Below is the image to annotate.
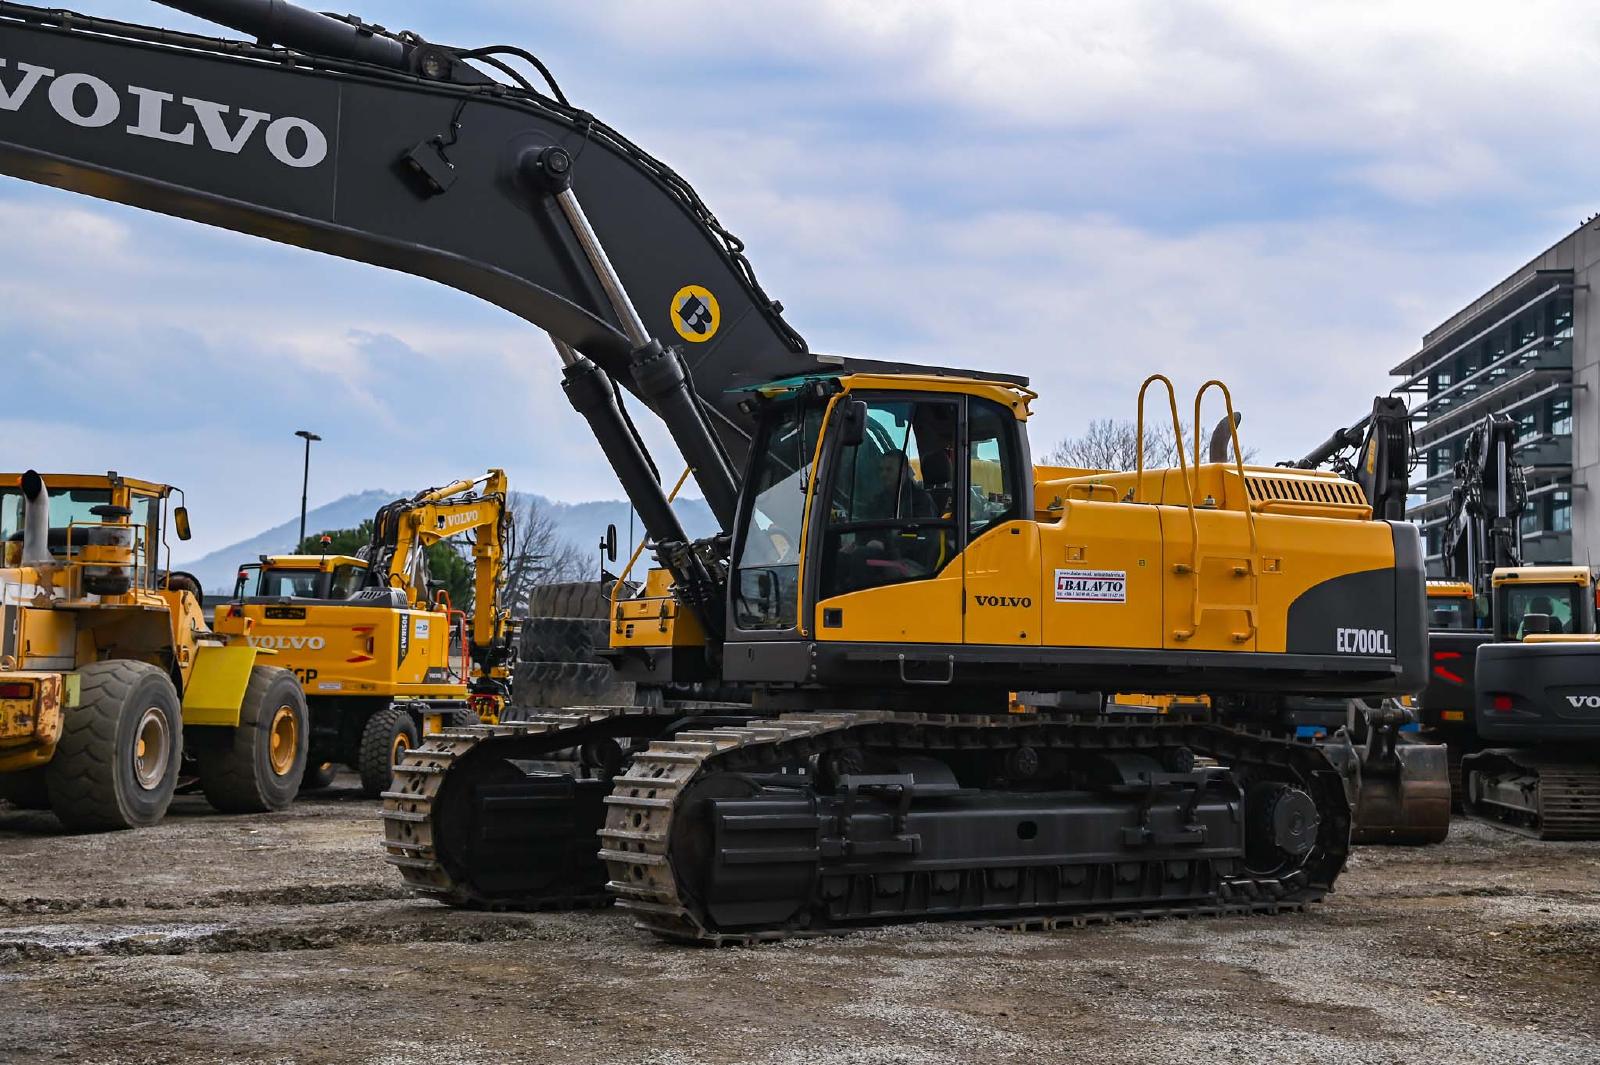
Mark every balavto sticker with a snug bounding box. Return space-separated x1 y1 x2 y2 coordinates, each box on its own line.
1055 568 1126 603
671 284 721 343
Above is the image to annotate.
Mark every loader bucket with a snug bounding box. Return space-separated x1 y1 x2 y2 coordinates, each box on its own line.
1349 741 1452 846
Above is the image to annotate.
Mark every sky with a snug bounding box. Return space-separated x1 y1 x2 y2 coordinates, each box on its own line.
3 1 1597 558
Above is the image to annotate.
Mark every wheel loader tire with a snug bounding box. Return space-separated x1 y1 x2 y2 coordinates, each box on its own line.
196 667 308 814
520 616 608 663
299 761 338 792
0 767 52 810
527 581 612 620
358 705 418 797
46 660 182 831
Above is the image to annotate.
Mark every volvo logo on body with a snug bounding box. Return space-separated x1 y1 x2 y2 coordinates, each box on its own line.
249 634 326 651
1567 695 1600 709
973 595 1032 608
0 57 328 168
1335 627 1392 654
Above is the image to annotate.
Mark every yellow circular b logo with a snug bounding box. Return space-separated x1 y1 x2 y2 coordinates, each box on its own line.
670 285 720 343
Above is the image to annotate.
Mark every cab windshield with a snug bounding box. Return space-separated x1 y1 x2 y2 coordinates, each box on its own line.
1498 583 1583 639
1426 596 1476 631
733 401 822 630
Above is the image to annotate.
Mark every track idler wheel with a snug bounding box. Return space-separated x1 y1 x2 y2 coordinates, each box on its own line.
1245 782 1320 874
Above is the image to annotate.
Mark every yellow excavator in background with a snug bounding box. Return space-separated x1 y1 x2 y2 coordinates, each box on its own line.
0 471 309 829
213 471 516 795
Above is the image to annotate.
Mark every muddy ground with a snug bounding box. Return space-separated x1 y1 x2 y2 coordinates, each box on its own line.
1 777 1597 1065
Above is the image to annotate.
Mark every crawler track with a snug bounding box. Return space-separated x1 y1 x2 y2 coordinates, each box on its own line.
1462 750 1600 840
600 712 1351 945
381 707 680 909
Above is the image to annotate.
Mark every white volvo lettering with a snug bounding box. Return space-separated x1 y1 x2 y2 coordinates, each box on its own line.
47 71 119 128
264 115 327 168
1566 695 1600 710
1335 627 1392 655
248 635 326 651
0 60 53 111
126 86 195 144
183 97 270 154
0 56 327 169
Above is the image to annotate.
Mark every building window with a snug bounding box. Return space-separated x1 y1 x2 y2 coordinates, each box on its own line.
1553 490 1572 533
1552 396 1572 436
1521 507 1541 536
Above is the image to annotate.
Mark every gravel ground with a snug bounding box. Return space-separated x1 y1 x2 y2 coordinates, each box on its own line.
1 775 1597 1065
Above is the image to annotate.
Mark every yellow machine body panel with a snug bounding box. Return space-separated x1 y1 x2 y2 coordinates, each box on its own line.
180 643 262 726
214 600 463 698
0 672 66 772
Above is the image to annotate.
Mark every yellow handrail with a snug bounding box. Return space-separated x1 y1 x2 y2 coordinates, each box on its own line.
609 467 695 612
1190 379 1260 642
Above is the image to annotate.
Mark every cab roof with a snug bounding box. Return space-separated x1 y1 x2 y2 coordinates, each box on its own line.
0 472 171 495
1426 580 1475 598
1492 565 1592 586
258 554 368 570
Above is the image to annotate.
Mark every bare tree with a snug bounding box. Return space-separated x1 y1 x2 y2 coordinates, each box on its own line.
1045 417 1255 472
503 496 588 615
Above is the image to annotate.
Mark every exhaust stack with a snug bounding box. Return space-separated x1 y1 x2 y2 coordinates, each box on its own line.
20 470 51 567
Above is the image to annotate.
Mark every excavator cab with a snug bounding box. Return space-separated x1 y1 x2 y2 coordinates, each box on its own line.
1491 567 1595 640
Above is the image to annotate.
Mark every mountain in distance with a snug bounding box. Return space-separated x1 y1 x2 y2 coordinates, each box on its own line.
176 489 718 594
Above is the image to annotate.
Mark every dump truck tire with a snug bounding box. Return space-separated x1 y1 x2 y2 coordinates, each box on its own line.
358 704 418 797
196 667 308 814
299 761 338 792
46 660 182 831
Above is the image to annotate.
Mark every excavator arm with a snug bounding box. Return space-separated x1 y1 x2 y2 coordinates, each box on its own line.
1289 396 1414 521
366 469 511 681
0 0 1019 644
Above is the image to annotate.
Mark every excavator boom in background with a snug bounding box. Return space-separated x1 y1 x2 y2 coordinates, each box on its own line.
2 1 1433 942
213 470 517 794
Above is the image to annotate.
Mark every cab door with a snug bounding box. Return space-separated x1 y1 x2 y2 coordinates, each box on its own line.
811 393 963 644
962 396 1041 645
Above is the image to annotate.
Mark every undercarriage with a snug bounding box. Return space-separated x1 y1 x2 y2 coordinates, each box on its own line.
383 707 1350 943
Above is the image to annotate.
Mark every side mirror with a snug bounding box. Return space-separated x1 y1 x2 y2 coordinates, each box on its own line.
604 523 618 563
173 506 192 541
837 399 867 448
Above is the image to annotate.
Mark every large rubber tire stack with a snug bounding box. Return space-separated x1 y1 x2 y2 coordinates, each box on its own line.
511 580 631 716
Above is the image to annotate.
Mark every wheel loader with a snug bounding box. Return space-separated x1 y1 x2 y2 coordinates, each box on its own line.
0 470 309 830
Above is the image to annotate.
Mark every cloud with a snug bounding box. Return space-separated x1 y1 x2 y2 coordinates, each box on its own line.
0 0 1589 560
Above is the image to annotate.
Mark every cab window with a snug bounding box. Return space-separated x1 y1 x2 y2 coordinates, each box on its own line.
967 398 1022 540
330 564 366 599
1499 584 1580 638
258 568 323 599
819 397 959 599
1426 597 1475 631
733 401 822 630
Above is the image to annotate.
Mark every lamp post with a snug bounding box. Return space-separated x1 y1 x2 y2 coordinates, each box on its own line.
295 429 321 550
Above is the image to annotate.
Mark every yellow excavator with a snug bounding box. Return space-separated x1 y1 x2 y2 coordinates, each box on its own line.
0 471 309 829
1 2 1430 942
213 471 516 795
